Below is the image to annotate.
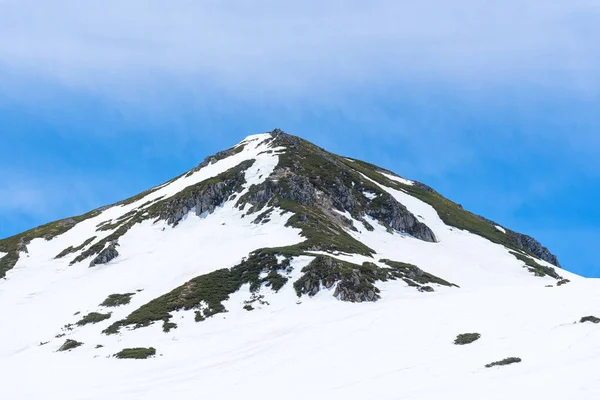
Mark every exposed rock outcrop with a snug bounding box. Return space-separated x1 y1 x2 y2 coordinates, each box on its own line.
157 160 253 226
238 133 436 243
507 231 561 267
333 269 380 302
476 215 560 267
90 242 119 267
294 256 381 303
293 256 455 303
192 144 246 173
58 339 83 352
293 256 343 297
365 193 436 241
160 181 232 225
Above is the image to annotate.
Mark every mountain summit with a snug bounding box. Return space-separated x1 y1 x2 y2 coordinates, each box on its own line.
1 130 593 400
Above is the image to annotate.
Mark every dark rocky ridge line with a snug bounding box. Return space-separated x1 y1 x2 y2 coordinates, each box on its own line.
0 156 200 277
1 128 561 282
477 215 560 267
9 128 565 341
337 154 561 268
509 251 562 280
238 130 437 243
0 211 103 279
508 232 560 268
65 128 433 267
187 142 247 176
0 141 252 276
67 160 255 266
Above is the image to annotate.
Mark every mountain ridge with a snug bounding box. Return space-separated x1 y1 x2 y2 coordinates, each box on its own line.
4 129 596 400
0 129 560 277
0 129 560 281
0 128 569 338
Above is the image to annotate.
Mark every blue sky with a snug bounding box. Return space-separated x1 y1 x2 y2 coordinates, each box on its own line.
1 1 599 276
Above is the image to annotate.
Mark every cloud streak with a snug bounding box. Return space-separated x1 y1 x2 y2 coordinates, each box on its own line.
0 0 599 95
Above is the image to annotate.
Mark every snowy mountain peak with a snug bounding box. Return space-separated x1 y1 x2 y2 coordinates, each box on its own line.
1 129 588 400
0 128 566 299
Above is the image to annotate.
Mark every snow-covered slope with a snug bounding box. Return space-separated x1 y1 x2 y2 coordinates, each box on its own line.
0 129 597 400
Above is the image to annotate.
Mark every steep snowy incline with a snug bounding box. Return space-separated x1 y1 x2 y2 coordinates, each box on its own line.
0 133 280 279
344 172 581 288
0 132 304 358
2 274 600 400
12 133 279 264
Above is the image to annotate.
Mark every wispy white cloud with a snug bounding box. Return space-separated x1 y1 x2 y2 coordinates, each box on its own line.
0 0 598 95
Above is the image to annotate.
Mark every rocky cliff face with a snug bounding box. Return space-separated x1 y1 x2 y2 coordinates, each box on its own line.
477 215 560 267
239 131 437 243
292 256 383 302
89 242 120 267
507 231 560 267
157 161 252 226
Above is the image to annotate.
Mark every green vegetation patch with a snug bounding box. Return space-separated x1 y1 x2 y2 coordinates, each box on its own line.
277 200 375 256
237 131 434 253
341 157 514 243
162 320 178 333
114 347 156 359
237 190 375 257
0 209 102 279
485 357 522 368
454 333 481 345
71 226 131 265
293 255 382 302
58 339 83 352
379 259 457 288
55 236 97 259
104 250 293 334
194 311 205 322
103 269 238 334
96 219 128 232
293 255 456 301
76 312 112 326
100 293 135 307
509 251 561 279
